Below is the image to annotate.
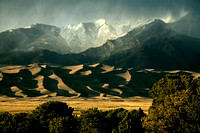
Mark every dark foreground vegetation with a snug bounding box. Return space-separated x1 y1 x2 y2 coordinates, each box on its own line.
0 74 200 133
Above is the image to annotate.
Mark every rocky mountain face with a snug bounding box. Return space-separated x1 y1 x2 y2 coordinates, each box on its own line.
0 19 125 54
82 19 200 70
0 23 71 54
0 19 200 70
60 19 119 53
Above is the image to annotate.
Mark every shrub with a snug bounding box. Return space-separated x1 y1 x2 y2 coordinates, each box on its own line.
49 116 79 133
118 108 146 133
0 112 13 133
79 108 106 133
32 101 74 132
105 108 128 132
143 75 200 132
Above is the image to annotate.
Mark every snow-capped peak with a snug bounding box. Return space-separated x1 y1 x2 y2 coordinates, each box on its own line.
59 19 134 53
67 23 83 30
95 19 106 27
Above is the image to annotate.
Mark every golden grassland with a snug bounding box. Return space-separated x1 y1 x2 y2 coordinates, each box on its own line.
0 98 152 115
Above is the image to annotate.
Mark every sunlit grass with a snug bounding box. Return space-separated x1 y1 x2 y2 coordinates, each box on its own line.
0 99 152 115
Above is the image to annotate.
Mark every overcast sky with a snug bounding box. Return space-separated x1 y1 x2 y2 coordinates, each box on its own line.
0 0 199 32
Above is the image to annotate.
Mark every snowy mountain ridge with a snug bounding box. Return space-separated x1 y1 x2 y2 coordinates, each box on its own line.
0 19 141 55
59 19 123 53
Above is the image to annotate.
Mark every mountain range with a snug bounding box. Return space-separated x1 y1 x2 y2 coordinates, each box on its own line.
1 19 200 71
0 19 124 54
1 18 200 99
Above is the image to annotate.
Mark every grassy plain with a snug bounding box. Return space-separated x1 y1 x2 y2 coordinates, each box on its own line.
0 98 152 115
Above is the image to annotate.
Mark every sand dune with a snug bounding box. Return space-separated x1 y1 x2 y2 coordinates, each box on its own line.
49 73 80 96
112 88 122 95
1 63 199 101
34 76 51 94
116 68 122 70
164 70 181 73
116 71 131 82
128 68 134 70
89 63 100 67
101 64 114 73
28 65 41 75
86 86 101 94
102 83 109 88
40 65 47 68
11 86 27 98
86 86 109 99
145 69 154 72
0 73 2 81
0 65 25 73
183 70 200 79
63 64 83 74
118 85 125 87
80 70 92 75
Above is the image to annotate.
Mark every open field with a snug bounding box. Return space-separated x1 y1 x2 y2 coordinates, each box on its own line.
0 98 152 115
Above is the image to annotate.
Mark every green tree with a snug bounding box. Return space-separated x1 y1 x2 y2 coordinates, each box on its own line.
32 101 74 132
143 74 200 132
49 116 79 133
105 108 128 132
118 108 146 133
0 112 13 133
79 108 106 133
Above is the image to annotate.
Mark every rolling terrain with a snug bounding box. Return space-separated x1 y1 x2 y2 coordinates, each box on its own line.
1 63 200 100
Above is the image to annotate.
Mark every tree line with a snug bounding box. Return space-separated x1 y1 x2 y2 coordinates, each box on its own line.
0 74 200 133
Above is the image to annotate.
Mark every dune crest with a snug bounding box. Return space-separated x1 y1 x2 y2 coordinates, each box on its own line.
101 65 114 73
63 64 83 74
116 71 131 82
80 70 92 75
11 86 27 98
112 88 122 95
28 64 41 75
49 73 80 96
102 84 109 88
34 75 51 94
0 73 2 81
0 65 25 73
89 63 100 67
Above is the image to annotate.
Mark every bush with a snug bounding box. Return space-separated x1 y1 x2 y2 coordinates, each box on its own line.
79 108 106 133
0 101 146 133
0 112 13 133
105 108 128 132
118 108 146 133
32 101 75 132
143 75 200 132
49 116 79 133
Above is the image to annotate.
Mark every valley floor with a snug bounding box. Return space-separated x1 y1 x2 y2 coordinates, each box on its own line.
0 97 152 115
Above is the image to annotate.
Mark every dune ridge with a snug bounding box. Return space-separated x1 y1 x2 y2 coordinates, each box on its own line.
0 64 199 100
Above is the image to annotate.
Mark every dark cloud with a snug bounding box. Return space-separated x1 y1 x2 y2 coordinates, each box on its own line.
0 0 199 32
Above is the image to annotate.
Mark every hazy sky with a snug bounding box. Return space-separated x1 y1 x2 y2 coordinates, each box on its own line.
0 0 199 32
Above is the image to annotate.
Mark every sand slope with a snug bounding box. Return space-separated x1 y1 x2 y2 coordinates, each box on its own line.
0 64 199 100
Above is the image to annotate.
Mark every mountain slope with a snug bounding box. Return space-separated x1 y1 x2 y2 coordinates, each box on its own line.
82 19 200 70
60 19 118 53
0 24 71 54
0 19 124 55
1 19 200 70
